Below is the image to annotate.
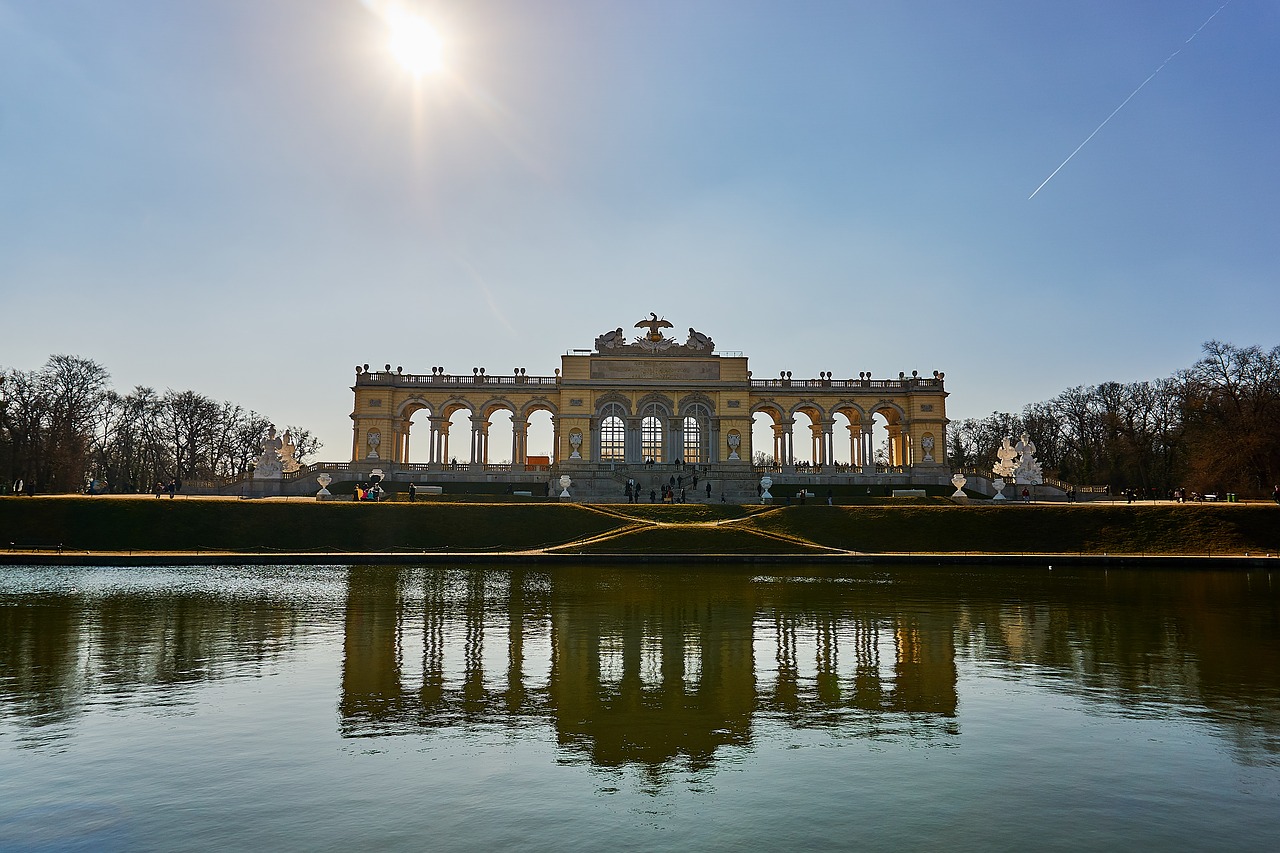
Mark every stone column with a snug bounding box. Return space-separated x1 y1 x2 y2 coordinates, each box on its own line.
708 417 721 464
625 417 643 464
513 420 529 466
589 417 602 464
668 417 683 464
861 425 875 473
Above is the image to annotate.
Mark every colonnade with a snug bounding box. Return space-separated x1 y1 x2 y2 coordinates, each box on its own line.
765 417 910 469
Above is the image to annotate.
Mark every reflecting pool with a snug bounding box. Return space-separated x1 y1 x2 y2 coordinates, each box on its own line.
2 564 1279 851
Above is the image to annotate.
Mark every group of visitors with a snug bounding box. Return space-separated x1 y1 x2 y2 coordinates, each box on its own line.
354 482 383 501
152 479 178 499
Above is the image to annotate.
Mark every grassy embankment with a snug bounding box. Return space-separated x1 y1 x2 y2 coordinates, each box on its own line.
2 496 1278 556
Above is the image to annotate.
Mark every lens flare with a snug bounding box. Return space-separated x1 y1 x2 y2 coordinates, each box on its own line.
384 4 444 76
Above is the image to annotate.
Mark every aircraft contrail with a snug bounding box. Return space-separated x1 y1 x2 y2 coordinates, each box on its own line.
1029 2 1231 200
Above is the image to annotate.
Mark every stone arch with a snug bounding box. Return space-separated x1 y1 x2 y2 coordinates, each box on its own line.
868 400 909 467
593 392 632 417
519 398 558 420
831 402 868 468
393 397 436 463
395 396 434 418
677 392 715 417
750 402 786 466
635 392 674 417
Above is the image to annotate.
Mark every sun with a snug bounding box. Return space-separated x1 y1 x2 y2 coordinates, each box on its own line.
385 6 444 76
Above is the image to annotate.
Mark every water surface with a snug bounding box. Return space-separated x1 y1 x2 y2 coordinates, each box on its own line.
2 564 1278 851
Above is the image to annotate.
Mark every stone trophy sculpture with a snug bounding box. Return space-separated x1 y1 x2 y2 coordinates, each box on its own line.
991 436 1018 501
951 473 967 498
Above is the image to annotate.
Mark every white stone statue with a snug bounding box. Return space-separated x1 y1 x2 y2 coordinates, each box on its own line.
280 430 301 473
921 434 935 463
760 475 773 502
568 430 583 459
1013 432 1044 486
366 430 380 459
951 473 967 498
253 425 284 479
316 472 332 496
727 432 741 460
993 436 1018 479
559 474 572 499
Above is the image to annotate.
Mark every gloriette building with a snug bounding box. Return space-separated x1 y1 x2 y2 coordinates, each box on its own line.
340 315 949 500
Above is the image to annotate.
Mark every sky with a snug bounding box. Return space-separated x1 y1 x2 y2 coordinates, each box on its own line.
2 0 1277 463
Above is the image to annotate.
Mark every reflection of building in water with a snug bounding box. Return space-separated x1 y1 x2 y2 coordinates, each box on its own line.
337 567 963 762
547 568 757 768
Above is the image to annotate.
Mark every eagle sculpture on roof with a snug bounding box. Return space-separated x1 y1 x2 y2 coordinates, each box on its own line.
635 312 674 342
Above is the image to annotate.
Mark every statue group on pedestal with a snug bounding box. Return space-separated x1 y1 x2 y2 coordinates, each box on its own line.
253 424 301 480
990 432 1043 500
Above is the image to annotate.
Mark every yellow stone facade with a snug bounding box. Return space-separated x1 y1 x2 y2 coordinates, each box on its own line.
349 319 947 474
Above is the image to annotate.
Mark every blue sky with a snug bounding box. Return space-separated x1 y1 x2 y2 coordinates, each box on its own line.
2 1 1276 461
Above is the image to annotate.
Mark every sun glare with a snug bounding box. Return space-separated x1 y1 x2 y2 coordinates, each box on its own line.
386 5 443 76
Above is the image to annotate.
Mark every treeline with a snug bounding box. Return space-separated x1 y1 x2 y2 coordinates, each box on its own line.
0 355 320 494
948 341 1280 496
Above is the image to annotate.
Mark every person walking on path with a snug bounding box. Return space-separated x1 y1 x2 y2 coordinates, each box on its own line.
409 482 417 502
1273 485 1279 505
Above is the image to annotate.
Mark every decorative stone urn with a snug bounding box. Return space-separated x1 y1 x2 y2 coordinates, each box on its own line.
760 475 773 502
559 474 572 499
950 473 967 498
568 431 582 459
316 473 332 496
992 476 1008 501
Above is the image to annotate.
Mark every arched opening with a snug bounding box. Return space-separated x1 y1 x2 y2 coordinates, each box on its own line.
598 402 627 462
400 401 433 464
682 403 710 464
869 406 906 469
484 406 514 465
791 407 822 469
751 407 784 467
831 409 862 470
445 406 473 466
524 407 555 467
